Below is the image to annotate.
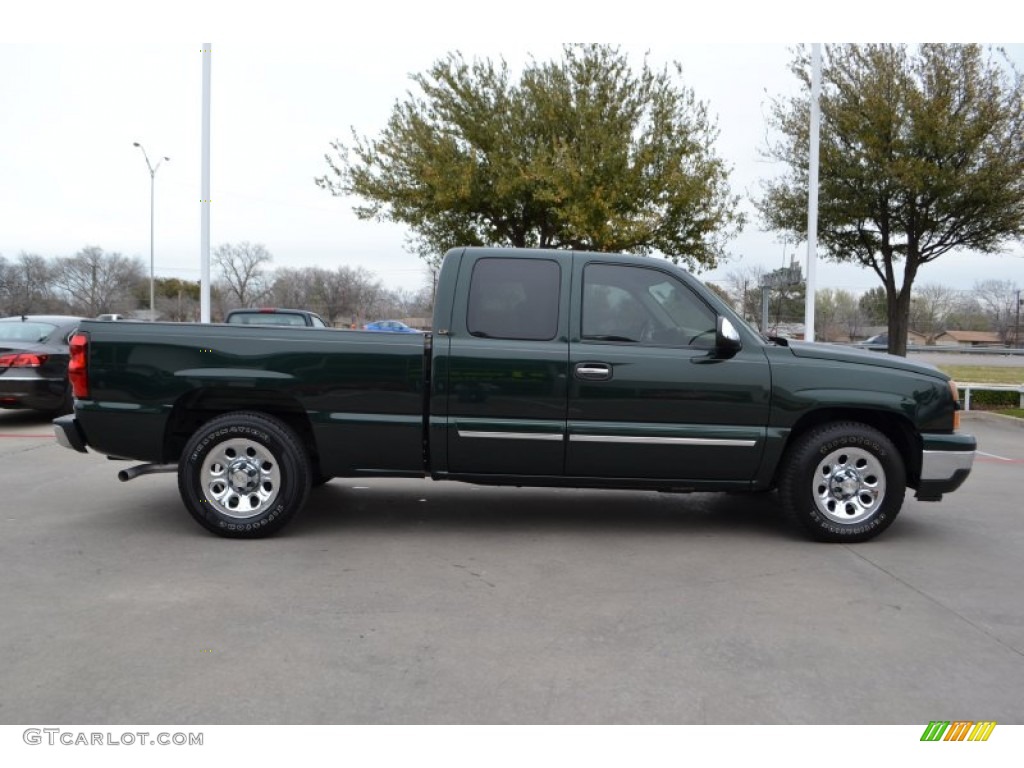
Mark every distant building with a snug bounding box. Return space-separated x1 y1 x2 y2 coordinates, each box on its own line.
933 330 1004 348
829 325 926 345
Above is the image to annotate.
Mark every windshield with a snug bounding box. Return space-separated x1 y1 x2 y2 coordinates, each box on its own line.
0 321 58 343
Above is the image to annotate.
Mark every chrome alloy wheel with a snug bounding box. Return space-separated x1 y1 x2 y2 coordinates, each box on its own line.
200 438 282 519
813 446 887 525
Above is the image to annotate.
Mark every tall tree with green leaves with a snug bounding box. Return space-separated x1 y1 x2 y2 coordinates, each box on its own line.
317 44 743 270
760 44 1024 355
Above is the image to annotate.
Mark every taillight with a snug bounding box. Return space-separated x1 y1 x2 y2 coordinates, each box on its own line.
68 332 89 398
0 352 48 368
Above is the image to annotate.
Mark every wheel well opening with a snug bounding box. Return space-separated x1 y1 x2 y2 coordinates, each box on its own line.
780 409 922 488
163 388 319 468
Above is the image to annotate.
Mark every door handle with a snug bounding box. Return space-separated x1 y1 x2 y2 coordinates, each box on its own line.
575 362 612 381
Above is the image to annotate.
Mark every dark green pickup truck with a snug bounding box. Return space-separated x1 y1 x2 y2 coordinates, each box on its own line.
55 247 975 541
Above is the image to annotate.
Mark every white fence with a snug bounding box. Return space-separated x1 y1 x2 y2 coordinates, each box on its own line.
957 383 1024 411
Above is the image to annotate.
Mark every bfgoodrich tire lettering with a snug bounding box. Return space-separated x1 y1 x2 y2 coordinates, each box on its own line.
778 422 906 543
177 411 311 538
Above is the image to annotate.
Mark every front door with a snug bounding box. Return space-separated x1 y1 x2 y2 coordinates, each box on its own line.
566 260 770 483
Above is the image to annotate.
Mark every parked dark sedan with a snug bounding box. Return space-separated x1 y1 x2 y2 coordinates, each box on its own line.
0 315 86 414
225 308 328 327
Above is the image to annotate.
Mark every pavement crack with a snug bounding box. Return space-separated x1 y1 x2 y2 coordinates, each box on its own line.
697 565 808 587
845 546 1024 659
452 562 496 588
0 442 53 457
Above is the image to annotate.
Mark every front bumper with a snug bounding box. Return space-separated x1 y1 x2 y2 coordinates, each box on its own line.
54 414 88 453
915 432 976 500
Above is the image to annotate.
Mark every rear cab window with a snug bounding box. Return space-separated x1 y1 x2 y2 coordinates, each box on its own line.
466 258 561 341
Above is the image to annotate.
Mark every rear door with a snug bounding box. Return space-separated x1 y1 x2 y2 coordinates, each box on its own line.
566 259 770 482
444 253 571 476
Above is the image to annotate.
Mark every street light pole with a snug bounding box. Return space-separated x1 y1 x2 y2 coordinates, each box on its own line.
133 142 169 319
1015 289 1021 348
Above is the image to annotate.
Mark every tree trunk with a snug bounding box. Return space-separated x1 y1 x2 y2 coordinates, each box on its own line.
886 287 914 357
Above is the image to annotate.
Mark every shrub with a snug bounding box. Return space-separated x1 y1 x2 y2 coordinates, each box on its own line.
958 388 1021 409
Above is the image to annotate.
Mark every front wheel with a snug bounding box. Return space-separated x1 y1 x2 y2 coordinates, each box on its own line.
778 422 906 543
178 411 311 538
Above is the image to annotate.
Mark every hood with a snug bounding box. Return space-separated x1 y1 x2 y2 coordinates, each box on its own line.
784 340 947 380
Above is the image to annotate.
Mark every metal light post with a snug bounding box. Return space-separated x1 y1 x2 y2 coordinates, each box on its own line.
1015 289 1022 348
133 142 169 319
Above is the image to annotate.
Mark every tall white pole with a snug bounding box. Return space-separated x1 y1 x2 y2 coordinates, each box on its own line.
804 43 822 343
200 44 212 323
149 168 155 318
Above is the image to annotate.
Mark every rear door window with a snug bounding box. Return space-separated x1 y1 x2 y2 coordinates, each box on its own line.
466 258 560 341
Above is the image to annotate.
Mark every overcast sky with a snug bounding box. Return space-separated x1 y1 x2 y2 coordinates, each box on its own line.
3 4 1023 298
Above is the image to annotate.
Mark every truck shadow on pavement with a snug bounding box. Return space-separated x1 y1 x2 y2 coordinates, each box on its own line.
293 481 795 540
85 474 939 544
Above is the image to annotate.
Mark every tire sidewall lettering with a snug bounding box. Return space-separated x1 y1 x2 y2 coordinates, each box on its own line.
189 425 273 464
816 435 886 459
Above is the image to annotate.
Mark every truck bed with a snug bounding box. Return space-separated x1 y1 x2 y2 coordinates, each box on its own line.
74 320 430 477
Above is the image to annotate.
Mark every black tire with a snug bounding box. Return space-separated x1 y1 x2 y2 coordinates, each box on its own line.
777 422 906 543
177 411 311 538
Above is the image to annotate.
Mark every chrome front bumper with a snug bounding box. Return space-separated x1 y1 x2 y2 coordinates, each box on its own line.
921 450 976 481
916 432 976 501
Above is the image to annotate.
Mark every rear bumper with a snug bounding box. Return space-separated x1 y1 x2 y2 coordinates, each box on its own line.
54 414 88 453
0 376 66 411
915 432 976 500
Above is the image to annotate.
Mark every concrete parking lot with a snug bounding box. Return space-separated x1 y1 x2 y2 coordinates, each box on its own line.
0 409 1021 724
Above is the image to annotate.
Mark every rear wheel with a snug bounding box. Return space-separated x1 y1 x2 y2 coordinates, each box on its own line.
178 411 311 538
778 422 906 542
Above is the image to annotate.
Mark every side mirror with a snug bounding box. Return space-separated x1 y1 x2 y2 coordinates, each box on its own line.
715 317 742 358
